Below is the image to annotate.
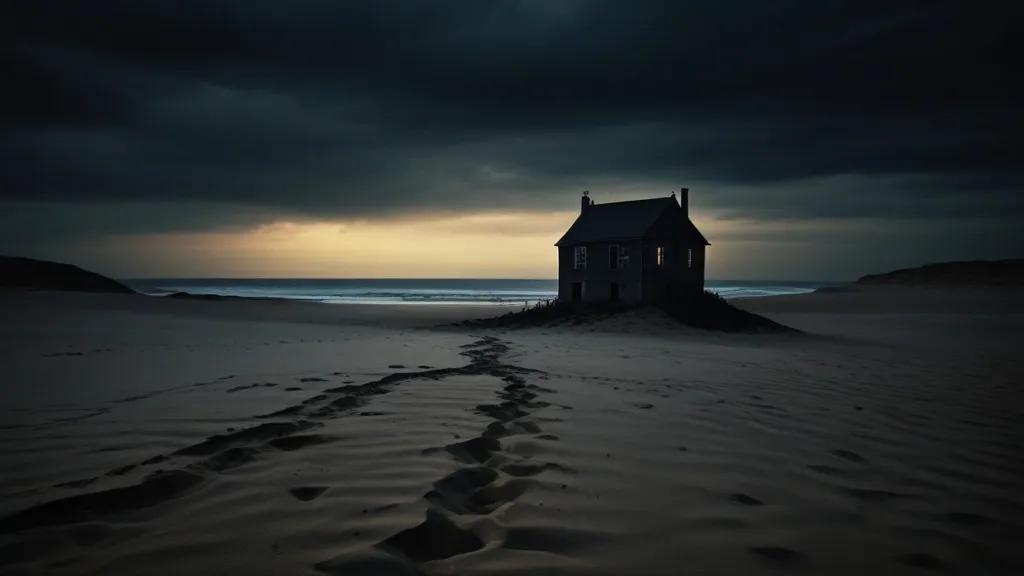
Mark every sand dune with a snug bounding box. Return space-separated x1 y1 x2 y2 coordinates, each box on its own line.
2 289 1022 574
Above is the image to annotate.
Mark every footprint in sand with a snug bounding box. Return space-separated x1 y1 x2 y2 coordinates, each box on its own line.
750 547 801 563
831 449 867 463
732 493 764 506
0 470 205 532
227 383 278 393
895 553 947 571
267 434 335 452
807 464 846 476
53 477 98 489
105 464 136 477
943 511 993 526
288 486 328 502
846 488 914 503
378 509 484 563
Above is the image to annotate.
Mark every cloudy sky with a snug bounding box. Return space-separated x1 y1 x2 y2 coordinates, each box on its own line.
3 1 1020 280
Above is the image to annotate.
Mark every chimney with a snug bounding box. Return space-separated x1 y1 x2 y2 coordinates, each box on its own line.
581 191 591 214
680 187 689 218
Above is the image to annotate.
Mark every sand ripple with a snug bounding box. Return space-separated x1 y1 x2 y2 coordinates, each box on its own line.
2 326 1022 575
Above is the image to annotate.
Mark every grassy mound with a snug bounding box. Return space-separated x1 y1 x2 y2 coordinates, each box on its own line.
454 299 627 329
659 290 796 333
454 291 796 334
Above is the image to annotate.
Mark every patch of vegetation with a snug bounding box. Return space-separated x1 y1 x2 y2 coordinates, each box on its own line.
659 290 797 333
453 291 797 334
454 299 629 329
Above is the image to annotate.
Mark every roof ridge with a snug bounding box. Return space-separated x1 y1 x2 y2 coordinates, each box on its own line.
554 194 709 247
591 197 673 207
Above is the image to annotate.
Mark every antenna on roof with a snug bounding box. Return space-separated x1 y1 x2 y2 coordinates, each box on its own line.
583 190 589 196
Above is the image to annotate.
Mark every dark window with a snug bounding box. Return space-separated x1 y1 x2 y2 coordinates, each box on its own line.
688 248 693 268
574 246 587 271
610 283 620 302
609 245 628 269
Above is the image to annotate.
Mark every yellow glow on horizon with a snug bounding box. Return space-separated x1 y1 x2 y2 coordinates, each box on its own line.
86 211 579 278
77 210 847 279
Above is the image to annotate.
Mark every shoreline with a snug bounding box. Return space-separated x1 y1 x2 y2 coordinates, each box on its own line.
123 280 824 306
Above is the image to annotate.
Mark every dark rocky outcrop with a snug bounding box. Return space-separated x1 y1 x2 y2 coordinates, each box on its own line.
855 259 1024 286
0 256 135 294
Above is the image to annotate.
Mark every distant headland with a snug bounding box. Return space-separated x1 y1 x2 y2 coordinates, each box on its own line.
0 256 136 294
854 259 1024 286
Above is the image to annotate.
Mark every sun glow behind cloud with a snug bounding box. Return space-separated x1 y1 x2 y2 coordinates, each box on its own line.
78 211 580 278
65 208 831 279
62 207 1016 281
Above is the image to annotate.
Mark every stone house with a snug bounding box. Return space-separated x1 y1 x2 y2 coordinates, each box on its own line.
555 189 709 304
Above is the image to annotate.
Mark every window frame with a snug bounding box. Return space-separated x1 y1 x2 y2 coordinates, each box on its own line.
609 245 628 270
574 245 587 271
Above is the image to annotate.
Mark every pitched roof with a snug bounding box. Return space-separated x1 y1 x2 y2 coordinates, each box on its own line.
555 197 710 246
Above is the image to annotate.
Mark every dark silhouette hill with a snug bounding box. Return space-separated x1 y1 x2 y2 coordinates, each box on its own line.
0 256 136 294
855 259 1024 286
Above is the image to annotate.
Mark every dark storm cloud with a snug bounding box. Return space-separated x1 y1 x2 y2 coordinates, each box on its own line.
2 0 1021 235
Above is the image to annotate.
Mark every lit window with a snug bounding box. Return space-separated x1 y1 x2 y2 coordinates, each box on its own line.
656 246 665 267
574 246 587 271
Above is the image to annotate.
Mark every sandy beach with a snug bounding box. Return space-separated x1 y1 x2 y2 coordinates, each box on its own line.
2 288 1022 575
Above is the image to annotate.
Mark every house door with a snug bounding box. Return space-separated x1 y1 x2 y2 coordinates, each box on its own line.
610 283 620 302
571 282 583 302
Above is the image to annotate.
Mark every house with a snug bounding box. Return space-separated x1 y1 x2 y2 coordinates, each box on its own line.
555 189 710 304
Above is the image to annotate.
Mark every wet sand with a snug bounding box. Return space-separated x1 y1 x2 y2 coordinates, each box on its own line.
1 289 1022 574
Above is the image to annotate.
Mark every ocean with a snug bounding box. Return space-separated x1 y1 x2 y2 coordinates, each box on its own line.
123 278 834 306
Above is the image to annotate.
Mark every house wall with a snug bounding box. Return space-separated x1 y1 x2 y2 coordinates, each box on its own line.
641 206 707 300
558 240 643 304
690 244 707 291
641 208 685 303
639 240 691 302
559 239 705 303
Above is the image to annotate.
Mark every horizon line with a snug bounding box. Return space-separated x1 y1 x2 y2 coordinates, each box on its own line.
119 277 846 283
